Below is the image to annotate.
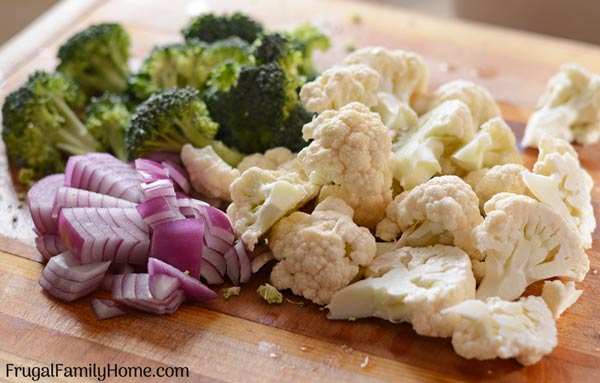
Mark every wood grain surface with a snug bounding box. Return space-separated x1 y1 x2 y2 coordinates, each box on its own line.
1 0 600 382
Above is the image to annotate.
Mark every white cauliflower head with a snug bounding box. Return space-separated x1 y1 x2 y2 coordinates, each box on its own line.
451 117 522 172
392 100 476 190
464 164 529 212
237 147 297 173
181 144 241 201
227 167 319 250
376 175 482 254
328 245 476 337
343 47 429 103
541 280 583 319
298 102 393 228
413 79 501 128
442 296 557 366
268 197 376 305
299 64 380 113
474 193 590 301
523 149 595 248
522 64 600 147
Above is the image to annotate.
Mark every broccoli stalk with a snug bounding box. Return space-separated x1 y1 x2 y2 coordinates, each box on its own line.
181 12 264 44
126 87 242 165
85 94 131 161
57 23 131 96
2 71 101 182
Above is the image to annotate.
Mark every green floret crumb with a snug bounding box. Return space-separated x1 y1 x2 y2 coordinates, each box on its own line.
347 316 357 322
222 286 241 300
285 298 305 308
257 283 283 304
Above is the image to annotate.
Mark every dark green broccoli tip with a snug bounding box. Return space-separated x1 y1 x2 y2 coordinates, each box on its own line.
127 38 252 102
126 87 221 161
205 62 287 154
1 71 101 181
57 23 131 96
85 94 131 161
181 12 264 44
252 33 290 64
275 103 314 152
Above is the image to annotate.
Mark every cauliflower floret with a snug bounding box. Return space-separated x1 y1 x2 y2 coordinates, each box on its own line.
464 164 529 212
413 79 501 129
541 280 583 319
451 117 522 172
442 296 557 366
376 176 482 254
522 64 600 147
537 133 579 160
523 149 595 248
268 197 376 305
181 144 241 201
237 147 296 173
392 100 476 190
299 64 380 113
474 193 590 301
343 47 428 103
298 102 393 229
227 167 319 250
328 245 476 337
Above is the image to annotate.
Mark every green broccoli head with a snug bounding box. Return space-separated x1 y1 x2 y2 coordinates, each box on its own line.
284 24 331 80
126 87 242 165
127 38 252 101
57 23 131 96
182 12 264 44
1 71 100 182
85 94 131 161
205 62 309 154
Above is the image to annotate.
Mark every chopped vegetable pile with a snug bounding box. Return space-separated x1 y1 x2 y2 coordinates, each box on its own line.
4 11 598 368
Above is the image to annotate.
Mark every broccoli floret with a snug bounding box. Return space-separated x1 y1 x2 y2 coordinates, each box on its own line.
182 12 263 44
275 103 314 152
284 23 331 80
126 87 242 165
128 38 252 101
205 62 287 154
2 71 100 182
57 23 130 96
85 94 130 161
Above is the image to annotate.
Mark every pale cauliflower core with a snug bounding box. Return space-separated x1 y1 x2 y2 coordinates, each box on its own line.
413 79 501 129
474 193 590 301
268 197 376 305
443 296 557 366
237 147 296 173
181 143 241 201
298 102 393 229
522 64 600 147
300 64 380 113
328 245 476 337
227 167 318 250
541 280 583 319
464 164 528 212
376 175 482 254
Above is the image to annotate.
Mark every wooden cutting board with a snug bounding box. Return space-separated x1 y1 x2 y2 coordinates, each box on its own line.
1 0 599 381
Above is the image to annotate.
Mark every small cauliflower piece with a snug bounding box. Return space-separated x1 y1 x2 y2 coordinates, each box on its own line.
451 117 522 172
522 64 600 147
328 245 476 337
298 102 393 229
227 167 319 250
300 64 380 113
537 133 579 160
392 100 476 190
376 176 482 254
464 164 529 212
541 280 583 319
181 143 241 201
523 149 595 248
413 79 501 129
237 147 296 173
268 197 376 305
343 47 429 104
442 296 557 366
474 193 590 301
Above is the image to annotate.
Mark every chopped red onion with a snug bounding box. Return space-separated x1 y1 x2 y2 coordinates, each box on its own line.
28 173 65 234
149 219 204 278
51 186 136 220
35 234 67 261
136 196 184 228
90 298 126 320
148 258 218 302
